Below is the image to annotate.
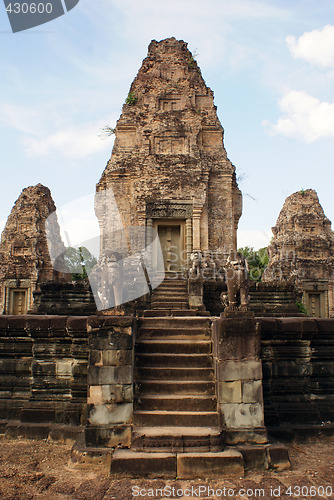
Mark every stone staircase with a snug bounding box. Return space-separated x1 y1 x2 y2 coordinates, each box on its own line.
110 278 245 477
144 274 209 317
133 316 221 442
109 277 291 477
249 283 304 317
151 275 188 310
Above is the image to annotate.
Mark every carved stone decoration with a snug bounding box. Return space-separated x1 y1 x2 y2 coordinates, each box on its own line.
189 251 217 280
91 252 124 311
146 201 193 219
96 37 242 259
223 252 250 312
263 189 334 317
189 251 202 278
0 184 68 314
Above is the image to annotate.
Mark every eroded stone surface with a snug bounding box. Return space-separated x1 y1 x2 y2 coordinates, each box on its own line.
263 189 334 317
0 184 67 314
96 37 242 262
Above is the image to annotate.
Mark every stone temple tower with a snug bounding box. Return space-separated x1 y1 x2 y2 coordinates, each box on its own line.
0 184 66 315
263 189 334 317
96 38 242 272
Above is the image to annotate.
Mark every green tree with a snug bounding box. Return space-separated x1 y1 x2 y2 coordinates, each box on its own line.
64 246 97 281
238 246 269 281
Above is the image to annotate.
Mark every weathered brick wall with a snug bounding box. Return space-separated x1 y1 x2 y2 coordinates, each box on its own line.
85 316 134 449
0 315 135 444
0 316 89 439
212 314 267 445
0 315 333 443
261 318 334 430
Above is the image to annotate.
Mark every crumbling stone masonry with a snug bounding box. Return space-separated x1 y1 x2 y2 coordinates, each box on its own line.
212 313 268 446
85 316 134 450
263 189 334 318
96 38 242 269
261 317 334 436
0 315 89 441
0 315 334 473
0 184 67 315
1 38 334 476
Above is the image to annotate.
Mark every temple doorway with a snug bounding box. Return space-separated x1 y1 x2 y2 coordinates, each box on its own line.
9 289 28 315
153 220 185 272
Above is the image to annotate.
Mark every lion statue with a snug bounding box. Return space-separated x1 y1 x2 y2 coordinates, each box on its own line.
221 252 250 312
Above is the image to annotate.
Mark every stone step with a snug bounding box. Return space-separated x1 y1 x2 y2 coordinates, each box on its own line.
153 282 188 288
251 304 302 311
151 301 189 309
177 450 244 478
152 287 187 293
154 282 187 286
152 290 187 295
110 449 244 478
250 292 297 297
151 298 188 305
131 426 223 452
251 298 298 303
143 310 211 317
138 327 210 340
110 450 176 478
135 353 212 367
155 275 187 281
154 282 187 287
152 291 187 298
135 340 211 354
152 292 187 298
135 367 213 381
136 380 215 395
133 410 220 427
134 395 217 411
139 317 211 328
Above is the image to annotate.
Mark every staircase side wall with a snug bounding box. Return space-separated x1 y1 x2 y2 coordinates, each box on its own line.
0 315 89 440
212 315 268 445
260 318 334 432
1 315 334 443
0 315 134 446
85 316 134 448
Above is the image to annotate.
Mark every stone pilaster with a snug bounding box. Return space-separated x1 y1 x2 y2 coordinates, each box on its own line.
212 312 268 445
192 206 202 252
185 218 192 266
188 277 204 309
85 316 134 449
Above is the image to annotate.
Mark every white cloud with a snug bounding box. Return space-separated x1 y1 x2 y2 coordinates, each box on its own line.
263 90 334 142
81 0 289 72
23 121 113 159
237 230 271 249
55 193 100 251
286 25 334 68
0 101 44 135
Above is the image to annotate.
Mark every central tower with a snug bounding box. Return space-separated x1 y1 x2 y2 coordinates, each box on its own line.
96 37 242 272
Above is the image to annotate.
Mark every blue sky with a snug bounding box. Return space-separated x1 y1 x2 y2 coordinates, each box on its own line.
1 0 334 250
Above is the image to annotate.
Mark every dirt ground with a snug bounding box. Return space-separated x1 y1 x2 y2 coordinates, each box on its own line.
0 434 333 500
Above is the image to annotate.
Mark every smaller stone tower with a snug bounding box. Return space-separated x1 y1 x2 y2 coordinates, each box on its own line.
263 189 334 317
0 184 66 314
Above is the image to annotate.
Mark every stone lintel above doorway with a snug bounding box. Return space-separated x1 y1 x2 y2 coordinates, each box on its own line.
146 201 193 219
